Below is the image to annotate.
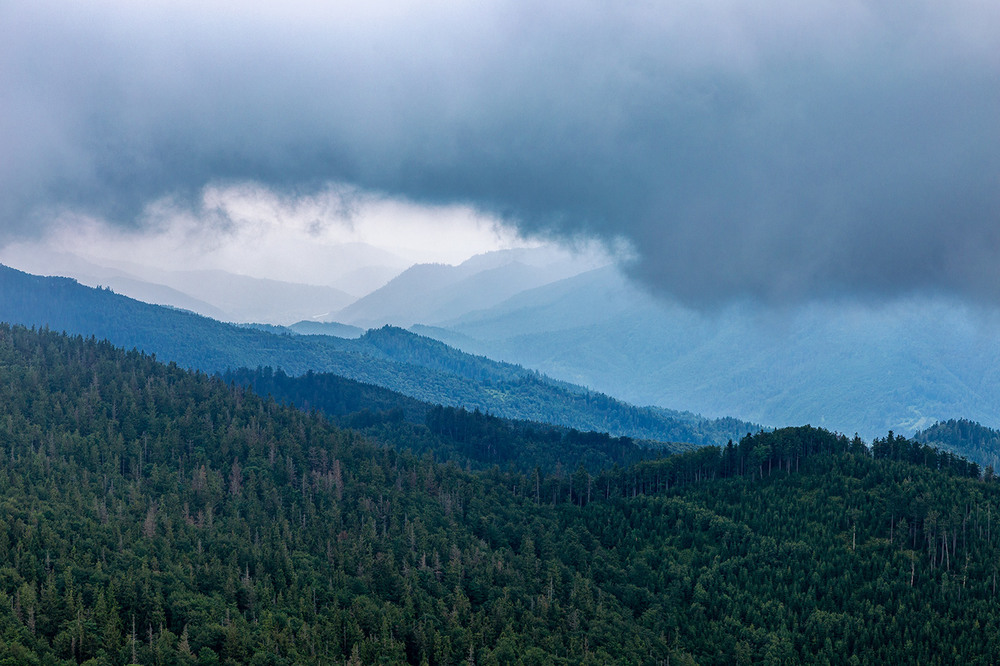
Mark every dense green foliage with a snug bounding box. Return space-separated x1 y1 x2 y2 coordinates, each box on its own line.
0 264 756 446
220 367 687 474
221 367 432 424
587 444 1000 664
915 419 1000 473
2 324 1000 664
873 430 982 478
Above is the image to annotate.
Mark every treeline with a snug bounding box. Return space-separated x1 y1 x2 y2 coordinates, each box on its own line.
915 418 1000 473
3 323 1000 664
873 429 982 478
593 426 982 501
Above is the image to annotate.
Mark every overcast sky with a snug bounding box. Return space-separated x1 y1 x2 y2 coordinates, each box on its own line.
2 0 998 304
0 183 532 282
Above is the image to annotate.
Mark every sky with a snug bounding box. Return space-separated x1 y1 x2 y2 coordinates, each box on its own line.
2 0 998 305
0 183 531 284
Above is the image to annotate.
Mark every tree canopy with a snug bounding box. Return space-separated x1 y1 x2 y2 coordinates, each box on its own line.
0 323 998 664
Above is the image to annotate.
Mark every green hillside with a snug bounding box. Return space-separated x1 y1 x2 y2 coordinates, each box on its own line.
915 419 1000 472
0 264 756 445
0 324 999 663
220 367 686 474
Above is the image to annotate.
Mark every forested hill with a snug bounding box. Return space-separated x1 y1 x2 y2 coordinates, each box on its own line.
0 263 757 445
2 323 1000 664
220 367 688 474
915 418 1000 472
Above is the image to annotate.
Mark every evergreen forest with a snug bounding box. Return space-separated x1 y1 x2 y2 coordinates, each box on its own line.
2 324 1000 664
914 418 1000 473
219 366 690 474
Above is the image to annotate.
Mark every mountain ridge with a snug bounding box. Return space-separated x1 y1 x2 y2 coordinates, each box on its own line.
406 266 1000 439
330 247 603 328
0 263 756 446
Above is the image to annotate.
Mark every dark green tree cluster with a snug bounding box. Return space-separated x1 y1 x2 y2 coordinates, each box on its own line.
221 368 686 474
873 430 982 479
0 324 680 664
594 426 982 500
423 405 671 473
2 324 1000 664
915 418 1000 474
220 367 431 423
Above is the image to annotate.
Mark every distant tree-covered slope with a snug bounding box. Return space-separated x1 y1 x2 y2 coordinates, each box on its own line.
2 325 1000 664
221 366 687 473
915 418 1000 472
287 320 364 338
0 263 757 445
222 366 433 422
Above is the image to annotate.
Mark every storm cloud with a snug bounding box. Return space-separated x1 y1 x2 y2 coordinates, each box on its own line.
2 0 998 304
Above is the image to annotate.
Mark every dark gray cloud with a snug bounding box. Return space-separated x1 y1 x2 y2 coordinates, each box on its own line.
2 0 998 304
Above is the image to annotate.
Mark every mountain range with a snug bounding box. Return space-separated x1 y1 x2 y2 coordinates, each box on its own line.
5 256 1000 664
416 266 1000 440
327 261 1000 440
328 247 603 329
0 263 754 447
6 241 1000 440
0 242 399 324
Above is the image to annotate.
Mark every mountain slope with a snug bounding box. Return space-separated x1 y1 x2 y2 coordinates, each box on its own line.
220 366 685 473
331 247 602 328
0 247 232 319
422 266 1000 439
0 245 357 324
1 325 999 664
0 264 754 445
915 419 1000 472
144 268 356 324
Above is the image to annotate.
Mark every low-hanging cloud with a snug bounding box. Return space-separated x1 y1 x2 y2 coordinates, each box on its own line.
2 0 998 304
